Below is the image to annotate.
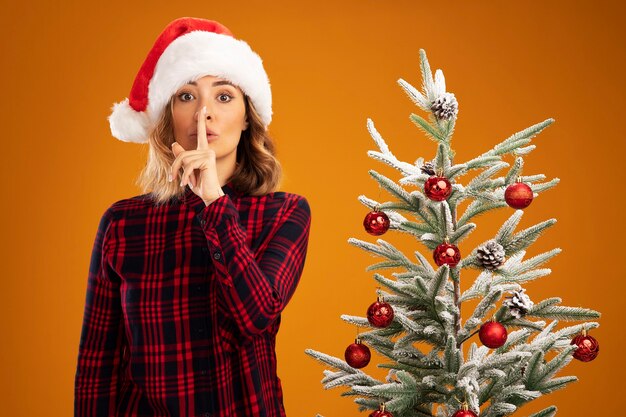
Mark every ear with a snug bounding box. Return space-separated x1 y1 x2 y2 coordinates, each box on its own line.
242 117 249 131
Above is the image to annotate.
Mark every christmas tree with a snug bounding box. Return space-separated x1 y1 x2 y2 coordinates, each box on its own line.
304 49 601 417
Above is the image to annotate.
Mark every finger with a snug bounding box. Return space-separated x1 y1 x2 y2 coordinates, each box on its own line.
179 156 206 187
170 143 195 182
192 170 200 189
196 105 209 151
180 163 191 187
190 171 197 189
182 159 207 189
170 142 183 181
189 166 203 190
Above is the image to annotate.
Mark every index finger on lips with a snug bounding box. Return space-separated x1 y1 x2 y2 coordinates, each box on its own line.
170 143 187 182
196 106 208 151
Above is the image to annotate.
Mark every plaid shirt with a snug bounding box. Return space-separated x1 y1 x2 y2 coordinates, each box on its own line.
75 181 311 417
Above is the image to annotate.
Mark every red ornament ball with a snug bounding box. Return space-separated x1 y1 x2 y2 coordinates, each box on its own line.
479 321 508 349
364 210 390 236
451 410 478 417
345 338 371 368
367 299 395 328
424 176 453 202
433 242 461 267
571 333 600 362
505 182 534 209
369 410 393 417
369 403 393 417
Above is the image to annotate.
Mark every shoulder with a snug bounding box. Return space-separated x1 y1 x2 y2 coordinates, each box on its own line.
258 192 311 232
100 193 155 221
258 191 310 218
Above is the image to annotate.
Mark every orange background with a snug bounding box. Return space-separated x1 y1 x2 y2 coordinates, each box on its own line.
1 0 624 416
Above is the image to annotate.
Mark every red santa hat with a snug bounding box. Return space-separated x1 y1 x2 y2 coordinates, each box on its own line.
108 17 272 143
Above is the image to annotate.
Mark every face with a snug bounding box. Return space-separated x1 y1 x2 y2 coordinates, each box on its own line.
171 75 248 160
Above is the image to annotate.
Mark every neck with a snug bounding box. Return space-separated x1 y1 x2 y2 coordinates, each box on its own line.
215 152 237 187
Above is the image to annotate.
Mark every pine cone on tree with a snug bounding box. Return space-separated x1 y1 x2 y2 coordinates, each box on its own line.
420 161 436 176
430 92 458 120
503 288 534 318
476 240 505 270
385 369 401 384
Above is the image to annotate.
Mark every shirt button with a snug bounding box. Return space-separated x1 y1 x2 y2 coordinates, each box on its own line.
202 413 211 417
200 369 207 375
213 251 222 261
199 219 206 227
201 247 209 254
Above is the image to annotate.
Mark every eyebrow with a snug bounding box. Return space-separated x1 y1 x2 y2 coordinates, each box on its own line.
187 80 235 87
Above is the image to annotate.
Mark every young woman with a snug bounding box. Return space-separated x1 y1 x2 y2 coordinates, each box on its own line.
74 17 311 417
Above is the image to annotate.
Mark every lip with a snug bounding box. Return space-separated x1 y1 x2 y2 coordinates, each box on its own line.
190 130 218 139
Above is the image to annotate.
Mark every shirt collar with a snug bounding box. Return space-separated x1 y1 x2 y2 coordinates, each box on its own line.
179 179 240 214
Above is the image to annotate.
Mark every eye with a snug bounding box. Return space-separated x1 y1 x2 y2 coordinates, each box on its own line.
177 92 194 102
217 93 234 103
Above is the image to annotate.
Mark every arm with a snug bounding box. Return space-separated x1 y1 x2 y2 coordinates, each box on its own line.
74 208 126 417
197 194 311 339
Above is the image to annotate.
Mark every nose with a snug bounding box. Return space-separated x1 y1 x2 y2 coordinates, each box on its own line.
194 106 212 122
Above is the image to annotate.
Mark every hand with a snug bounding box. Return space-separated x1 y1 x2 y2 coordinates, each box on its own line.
170 106 225 205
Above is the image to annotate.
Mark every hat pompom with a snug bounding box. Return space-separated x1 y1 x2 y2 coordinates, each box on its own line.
108 98 151 143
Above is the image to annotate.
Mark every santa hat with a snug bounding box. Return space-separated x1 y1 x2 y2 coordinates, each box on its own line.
108 17 272 143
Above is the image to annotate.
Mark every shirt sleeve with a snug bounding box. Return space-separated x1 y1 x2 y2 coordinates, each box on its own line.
75 207 126 417
197 194 311 340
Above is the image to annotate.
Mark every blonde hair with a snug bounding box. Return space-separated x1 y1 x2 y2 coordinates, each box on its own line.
136 94 282 206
